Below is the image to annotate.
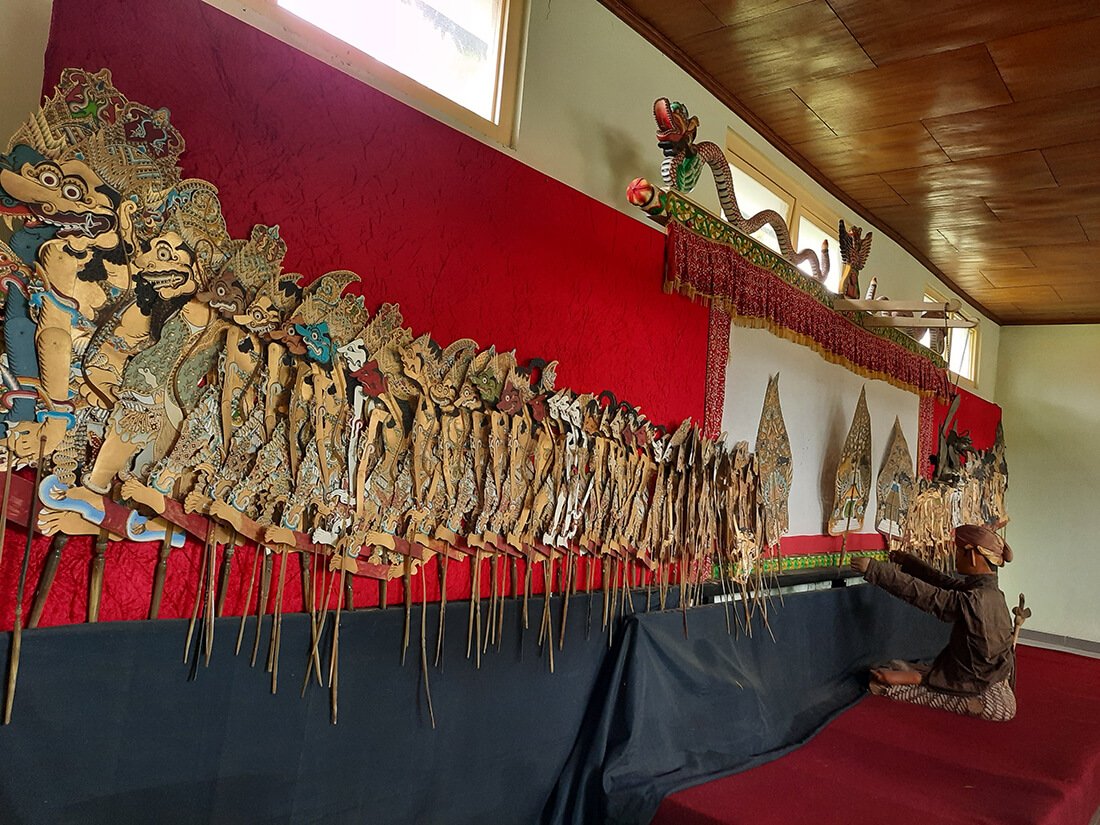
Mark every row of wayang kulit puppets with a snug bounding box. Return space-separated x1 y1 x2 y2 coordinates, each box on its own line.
0 69 1009 725
0 69 791 723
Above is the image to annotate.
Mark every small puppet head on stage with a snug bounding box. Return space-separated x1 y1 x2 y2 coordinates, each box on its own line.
954 524 1012 573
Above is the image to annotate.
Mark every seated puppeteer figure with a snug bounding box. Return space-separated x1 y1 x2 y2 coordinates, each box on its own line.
850 525 1016 722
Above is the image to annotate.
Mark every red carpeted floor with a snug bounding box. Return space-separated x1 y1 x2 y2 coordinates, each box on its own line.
653 645 1100 825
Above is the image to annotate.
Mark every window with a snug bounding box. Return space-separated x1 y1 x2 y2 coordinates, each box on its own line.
794 213 843 294
203 0 526 145
922 288 979 384
724 164 792 255
724 129 843 293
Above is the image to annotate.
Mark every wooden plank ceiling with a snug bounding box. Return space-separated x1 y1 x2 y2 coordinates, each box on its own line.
601 0 1100 324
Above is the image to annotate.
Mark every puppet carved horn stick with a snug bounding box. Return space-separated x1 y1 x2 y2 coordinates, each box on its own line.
344 575 355 612
184 541 205 663
539 557 555 673
28 534 68 628
87 528 110 623
269 547 289 692
585 555 594 639
485 552 499 654
467 549 481 663
148 528 174 621
558 552 572 651
3 433 46 725
0 447 12 575
523 557 532 633
496 556 507 652
301 555 339 697
302 550 324 685
304 570 323 686
184 532 213 665
434 553 448 669
235 545 260 655
266 548 285 674
300 550 313 618
401 554 413 666
420 583 435 728
837 492 857 569
329 557 349 725
215 535 238 618
251 547 273 667
203 534 217 666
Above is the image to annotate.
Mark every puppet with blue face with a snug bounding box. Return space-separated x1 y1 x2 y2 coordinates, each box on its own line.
294 320 333 366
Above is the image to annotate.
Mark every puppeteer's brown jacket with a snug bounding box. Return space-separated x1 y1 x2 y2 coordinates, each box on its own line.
864 554 1014 696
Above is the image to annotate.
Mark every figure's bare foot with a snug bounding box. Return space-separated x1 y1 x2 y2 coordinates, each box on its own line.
51 483 103 509
872 667 923 687
121 478 166 514
38 508 102 536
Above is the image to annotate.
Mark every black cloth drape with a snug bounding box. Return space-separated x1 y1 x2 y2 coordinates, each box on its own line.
544 583 948 824
0 585 946 824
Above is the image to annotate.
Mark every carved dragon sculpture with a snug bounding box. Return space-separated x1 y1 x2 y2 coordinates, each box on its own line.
638 97 829 283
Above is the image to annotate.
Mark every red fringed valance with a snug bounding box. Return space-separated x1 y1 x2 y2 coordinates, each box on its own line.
664 218 951 399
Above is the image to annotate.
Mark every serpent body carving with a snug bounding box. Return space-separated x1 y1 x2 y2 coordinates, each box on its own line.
652 98 829 283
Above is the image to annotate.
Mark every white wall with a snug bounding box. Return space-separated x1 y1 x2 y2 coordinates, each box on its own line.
996 325 1100 642
722 326 919 537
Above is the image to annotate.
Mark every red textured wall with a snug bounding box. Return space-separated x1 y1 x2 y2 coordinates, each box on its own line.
43 0 708 424
933 386 1002 452
0 0 709 629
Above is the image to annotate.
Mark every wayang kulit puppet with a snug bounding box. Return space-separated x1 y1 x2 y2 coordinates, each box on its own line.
875 417 914 547
0 70 787 724
754 374 791 554
900 403 1010 569
828 386 872 541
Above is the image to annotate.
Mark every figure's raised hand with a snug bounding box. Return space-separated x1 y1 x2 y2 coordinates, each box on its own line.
850 556 871 575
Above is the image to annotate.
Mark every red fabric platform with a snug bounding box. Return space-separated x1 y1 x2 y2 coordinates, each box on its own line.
653 645 1100 825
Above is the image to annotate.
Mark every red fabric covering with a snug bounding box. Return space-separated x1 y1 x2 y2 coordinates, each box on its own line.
0 0 710 629
0 518 647 631
935 385 1003 452
918 394 938 480
665 221 950 399
654 645 1100 825
703 307 731 439
778 532 884 555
